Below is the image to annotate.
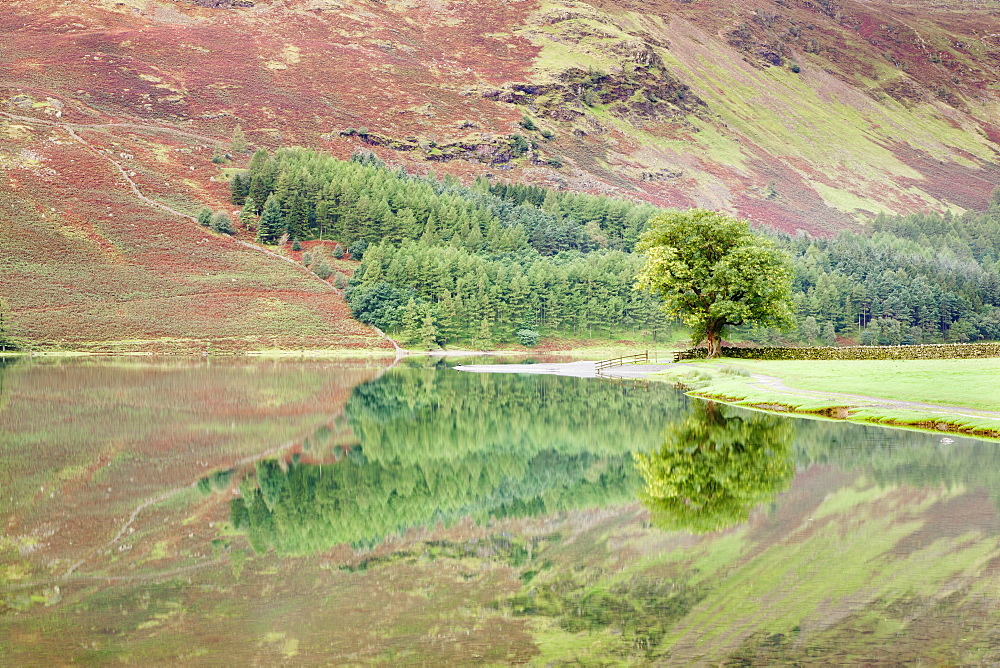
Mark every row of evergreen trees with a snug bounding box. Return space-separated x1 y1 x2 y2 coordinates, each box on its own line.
231 148 671 346
347 242 670 347
763 211 1000 345
230 147 1000 347
230 148 658 254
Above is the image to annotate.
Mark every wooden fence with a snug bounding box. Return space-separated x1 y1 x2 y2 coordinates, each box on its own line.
595 351 651 375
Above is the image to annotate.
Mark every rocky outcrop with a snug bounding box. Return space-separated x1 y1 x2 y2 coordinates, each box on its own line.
337 129 540 165
188 0 254 8
483 64 707 123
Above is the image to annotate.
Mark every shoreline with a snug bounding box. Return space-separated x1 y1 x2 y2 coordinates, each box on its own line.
10 351 995 441
455 360 1000 442
0 346 678 360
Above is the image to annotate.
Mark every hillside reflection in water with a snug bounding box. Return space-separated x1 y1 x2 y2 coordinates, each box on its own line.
2 358 999 664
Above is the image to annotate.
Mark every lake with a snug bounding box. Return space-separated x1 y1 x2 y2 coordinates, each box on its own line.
2 356 999 664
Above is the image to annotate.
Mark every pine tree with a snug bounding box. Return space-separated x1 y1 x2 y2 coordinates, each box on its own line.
473 317 492 349
820 322 836 345
797 316 817 343
239 197 257 230
436 293 460 344
418 310 440 350
420 212 439 244
285 193 311 240
257 195 284 244
315 200 334 240
247 151 275 211
313 257 332 280
230 172 250 205
401 299 423 345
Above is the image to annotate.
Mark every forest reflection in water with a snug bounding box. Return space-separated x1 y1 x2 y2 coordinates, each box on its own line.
224 360 1000 553
227 363 688 554
228 372 798 554
4 358 1000 664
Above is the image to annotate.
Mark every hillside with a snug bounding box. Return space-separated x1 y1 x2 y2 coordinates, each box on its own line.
0 110 393 352
2 0 1000 349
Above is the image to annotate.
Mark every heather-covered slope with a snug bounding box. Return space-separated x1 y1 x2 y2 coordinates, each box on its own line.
0 115 392 352
5 0 999 225
2 0 999 348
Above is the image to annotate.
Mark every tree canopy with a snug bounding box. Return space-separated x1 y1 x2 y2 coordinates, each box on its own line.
636 210 794 357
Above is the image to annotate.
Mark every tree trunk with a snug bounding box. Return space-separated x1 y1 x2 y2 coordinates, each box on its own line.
705 327 723 358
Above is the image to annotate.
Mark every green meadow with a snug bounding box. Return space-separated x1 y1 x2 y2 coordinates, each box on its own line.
654 357 1000 438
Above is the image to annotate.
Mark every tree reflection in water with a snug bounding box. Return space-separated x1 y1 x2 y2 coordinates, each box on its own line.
635 402 795 533
225 368 691 555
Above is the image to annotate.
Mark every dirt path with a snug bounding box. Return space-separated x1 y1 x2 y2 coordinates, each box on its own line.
0 110 226 145
65 126 199 219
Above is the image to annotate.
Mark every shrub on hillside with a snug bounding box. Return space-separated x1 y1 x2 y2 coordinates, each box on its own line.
516 329 540 347
313 258 333 280
211 211 235 235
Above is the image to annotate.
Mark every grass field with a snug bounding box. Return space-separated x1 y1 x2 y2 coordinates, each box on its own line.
654 357 1000 439
729 358 1000 412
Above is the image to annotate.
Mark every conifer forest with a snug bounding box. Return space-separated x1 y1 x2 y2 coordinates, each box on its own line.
232 148 1000 348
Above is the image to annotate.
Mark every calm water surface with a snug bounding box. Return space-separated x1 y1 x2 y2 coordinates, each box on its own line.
1 357 999 664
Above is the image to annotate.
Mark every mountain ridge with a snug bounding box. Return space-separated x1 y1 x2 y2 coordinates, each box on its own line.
3 0 1000 349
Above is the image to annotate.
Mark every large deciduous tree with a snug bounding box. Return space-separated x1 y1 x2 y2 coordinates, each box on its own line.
635 209 794 357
